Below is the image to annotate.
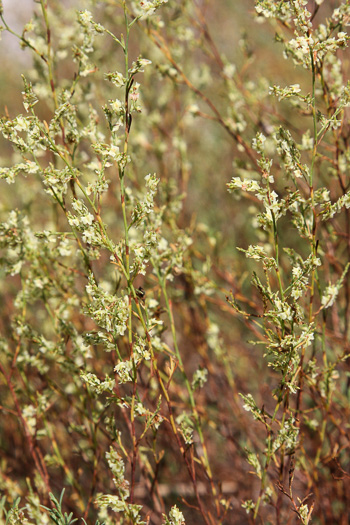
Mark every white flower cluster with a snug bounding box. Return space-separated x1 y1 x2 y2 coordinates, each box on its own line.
240 244 276 270
321 284 339 309
106 447 130 498
130 229 159 275
321 264 350 309
0 210 36 276
114 360 133 383
43 165 71 198
269 83 302 102
298 503 312 524
191 367 208 390
163 505 185 525
96 448 145 523
22 405 37 436
85 274 129 335
251 132 274 180
255 0 292 22
67 199 104 246
272 417 299 453
96 495 126 513
0 160 39 184
176 412 194 445
76 10 105 75
290 265 308 301
128 56 152 76
242 499 255 514
275 127 305 181
240 393 264 422
91 141 127 166
105 71 125 88
246 449 262 479
205 322 225 358
77 10 93 27
252 131 266 153
131 173 160 228
0 113 44 155
80 372 114 394
134 0 169 19
114 336 151 384
266 325 315 385
96 496 143 523
227 176 260 194
268 295 293 322
321 191 350 220
332 4 350 25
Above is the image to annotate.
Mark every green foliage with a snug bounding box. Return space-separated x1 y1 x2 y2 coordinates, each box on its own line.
0 0 349 523
41 491 78 525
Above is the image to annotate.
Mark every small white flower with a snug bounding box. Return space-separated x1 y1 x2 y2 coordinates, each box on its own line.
78 10 93 26
139 58 152 68
14 116 30 132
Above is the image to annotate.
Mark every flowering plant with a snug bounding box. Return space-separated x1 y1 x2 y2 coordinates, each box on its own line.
0 0 349 523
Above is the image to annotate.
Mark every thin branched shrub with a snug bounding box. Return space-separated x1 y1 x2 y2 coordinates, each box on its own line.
0 1 349 524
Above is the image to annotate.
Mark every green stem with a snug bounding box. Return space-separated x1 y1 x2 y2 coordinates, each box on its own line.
0 14 48 63
308 46 318 322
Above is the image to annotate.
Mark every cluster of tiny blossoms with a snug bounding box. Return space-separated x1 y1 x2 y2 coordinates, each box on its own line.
235 0 350 520
0 0 349 523
0 0 192 522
